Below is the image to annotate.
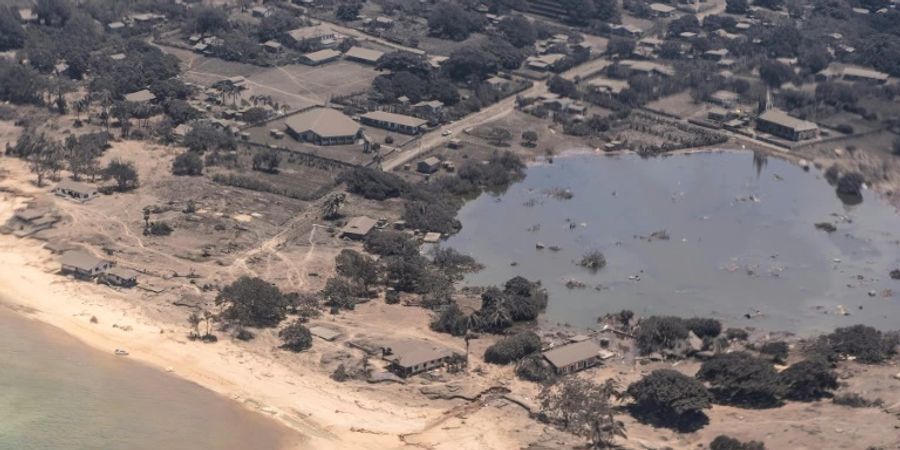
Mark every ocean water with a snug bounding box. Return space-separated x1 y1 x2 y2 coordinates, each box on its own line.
446 151 900 333
0 307 300 450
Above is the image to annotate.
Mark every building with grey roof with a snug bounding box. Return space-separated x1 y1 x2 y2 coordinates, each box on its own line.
542 339 604 375
284 108 361 145
124 89 156 103
382 340 461 378
360 111 427 135
60 250 113 279
344 46 384 65
301 49 341 66
54 180 99 202
341 216 378 240
756 109 819 141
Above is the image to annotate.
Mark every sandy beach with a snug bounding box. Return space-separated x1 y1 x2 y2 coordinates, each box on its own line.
0 188 411 450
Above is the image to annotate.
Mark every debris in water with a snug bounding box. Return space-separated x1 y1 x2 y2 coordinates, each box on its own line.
548 245 561 252
836 305 850 316
565 279 587 289
544 187 574 200
890 269 900 280
815 222 837 233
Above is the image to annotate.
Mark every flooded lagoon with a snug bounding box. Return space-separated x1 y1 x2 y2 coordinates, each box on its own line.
0 307 300 450
446 150 900 334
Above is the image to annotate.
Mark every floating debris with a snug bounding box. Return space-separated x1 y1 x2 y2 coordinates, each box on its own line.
565 279 587 289
815 222 837 233
536 242 546 250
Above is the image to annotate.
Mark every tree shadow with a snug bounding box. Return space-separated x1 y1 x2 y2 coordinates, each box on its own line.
627 406 710 433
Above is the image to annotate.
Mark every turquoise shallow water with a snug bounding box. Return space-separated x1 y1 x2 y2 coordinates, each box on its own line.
446 151 900 334
0 306 300 450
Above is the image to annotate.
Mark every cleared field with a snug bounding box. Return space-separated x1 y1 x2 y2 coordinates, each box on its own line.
162 46 381 111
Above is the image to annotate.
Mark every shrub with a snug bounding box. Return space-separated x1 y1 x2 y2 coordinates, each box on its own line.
339 167 409 200
823 324 895 364
279 320 312 352
778 359 838 401
364 230 419 258
832 393 884 408
635 316 689 355
836 172 865 197
725 328 749 341
516 353 555 383
146 221 173 236
710 435 766 450
627 369 712 431
503 276 548 322
484 331 541 364
759 341 789 364
696 352 781 408
685 317 722 339
172 151 204 176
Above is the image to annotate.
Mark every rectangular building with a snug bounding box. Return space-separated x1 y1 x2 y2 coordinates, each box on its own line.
756 109 819 141
60 250 113 279
360 111 427 135
542 339 604 375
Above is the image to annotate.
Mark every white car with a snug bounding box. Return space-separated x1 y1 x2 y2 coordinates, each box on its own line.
441 129 452 137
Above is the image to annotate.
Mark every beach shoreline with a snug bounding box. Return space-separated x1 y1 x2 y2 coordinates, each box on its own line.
0 189 421 450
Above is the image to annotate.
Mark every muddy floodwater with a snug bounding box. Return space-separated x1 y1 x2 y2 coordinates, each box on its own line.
446 150 900 334
0 307 301 450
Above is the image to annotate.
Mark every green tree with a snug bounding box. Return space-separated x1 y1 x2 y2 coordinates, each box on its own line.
777 359 837 401
279 320 313 352
484 331 541 364
335 249 379 290
172 152 204 176
521 130 539 147
627 369 712 431
104 159 139 191
725 0 750 13
635 316 689 355
215 276 288 328
696 352 781 408
252 149 281 173
0 7 26 50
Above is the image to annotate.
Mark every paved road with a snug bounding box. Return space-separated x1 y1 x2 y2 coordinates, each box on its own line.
316 19 426 55
382 58 616 171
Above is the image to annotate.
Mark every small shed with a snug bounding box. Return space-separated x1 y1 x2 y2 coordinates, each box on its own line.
60 250 113 279
341 216 378 240
542 339 604 375
417 157 441 174
309 326 343 341
101 267 139 288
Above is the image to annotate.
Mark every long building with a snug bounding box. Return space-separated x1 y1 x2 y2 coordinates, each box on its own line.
756 109 819 141
360 111 427 135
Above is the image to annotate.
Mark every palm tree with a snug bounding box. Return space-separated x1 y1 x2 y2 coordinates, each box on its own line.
202 310 214 337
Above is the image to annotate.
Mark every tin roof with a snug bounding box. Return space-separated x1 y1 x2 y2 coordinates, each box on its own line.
542 340 603 369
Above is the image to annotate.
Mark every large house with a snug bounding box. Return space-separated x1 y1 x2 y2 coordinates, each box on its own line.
756 109 819 141
284 107 361 145
360 111 427 135
60 250 113 279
